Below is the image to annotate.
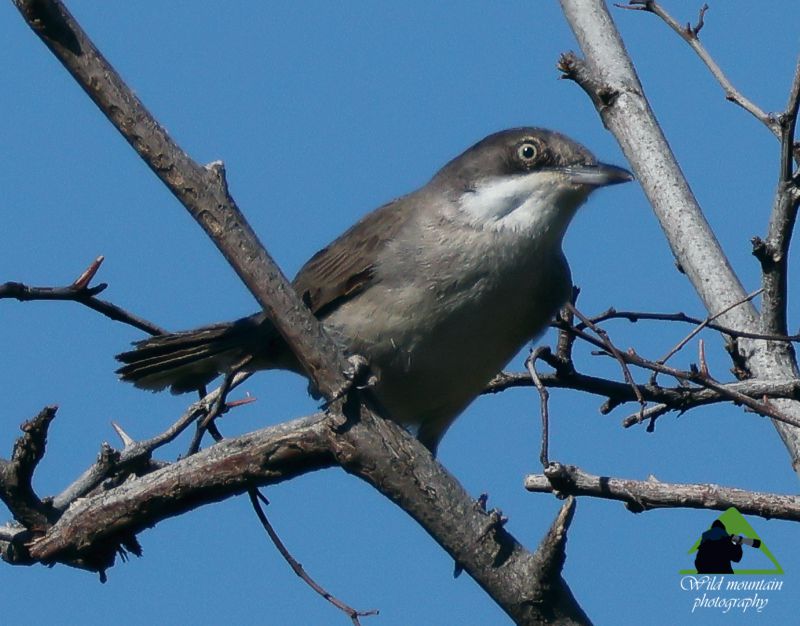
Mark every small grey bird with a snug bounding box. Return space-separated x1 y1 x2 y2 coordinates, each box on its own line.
117 128 631 453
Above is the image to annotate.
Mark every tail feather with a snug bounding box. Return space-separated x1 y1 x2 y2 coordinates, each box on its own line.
116 315 268 394
116 324 234 363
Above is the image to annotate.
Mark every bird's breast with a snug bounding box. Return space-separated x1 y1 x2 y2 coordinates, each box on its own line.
324 219 571 427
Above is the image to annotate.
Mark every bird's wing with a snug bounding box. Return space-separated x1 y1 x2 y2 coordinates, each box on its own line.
292 196 413 317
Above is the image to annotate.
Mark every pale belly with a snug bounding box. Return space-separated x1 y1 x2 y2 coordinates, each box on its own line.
325 250 571 449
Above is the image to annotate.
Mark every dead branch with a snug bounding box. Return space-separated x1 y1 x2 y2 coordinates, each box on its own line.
621 1 781 135
0 400 587 625
567 303 646 415
526 463 800 521
12 0 351 401
0 407 58 530
0 257 165 336
50 375 251 511
526 348 553 467
248 489 379 626
578 306 800 344
559 0 800 469
487 370 800 424
758 58 800 337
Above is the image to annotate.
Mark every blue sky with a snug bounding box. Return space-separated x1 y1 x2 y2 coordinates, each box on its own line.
3 2 799 624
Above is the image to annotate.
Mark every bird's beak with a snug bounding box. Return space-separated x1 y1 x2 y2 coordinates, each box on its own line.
561 162 634 188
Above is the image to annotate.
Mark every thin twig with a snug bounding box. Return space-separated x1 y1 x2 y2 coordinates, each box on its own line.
187 370 252 455
567 303 647 416
655 288 763 367
579 304 800 344
622 1 780 135
525 349 552 468
248 490 378 626
1 257 166 336
550 318 800 429
627 347 800 429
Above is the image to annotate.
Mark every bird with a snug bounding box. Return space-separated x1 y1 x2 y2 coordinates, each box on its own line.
116 127 632 454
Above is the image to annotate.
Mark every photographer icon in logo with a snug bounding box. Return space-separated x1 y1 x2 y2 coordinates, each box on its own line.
695 519 762 574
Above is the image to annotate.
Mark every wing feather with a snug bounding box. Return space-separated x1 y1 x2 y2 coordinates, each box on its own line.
292 197 413 317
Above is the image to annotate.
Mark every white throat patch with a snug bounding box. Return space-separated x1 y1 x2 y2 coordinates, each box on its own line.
457 171 586 234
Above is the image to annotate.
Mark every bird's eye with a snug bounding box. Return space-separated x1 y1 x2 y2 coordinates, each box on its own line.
517 142 538 163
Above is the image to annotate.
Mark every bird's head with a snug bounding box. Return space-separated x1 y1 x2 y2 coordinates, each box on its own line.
432 127 632 235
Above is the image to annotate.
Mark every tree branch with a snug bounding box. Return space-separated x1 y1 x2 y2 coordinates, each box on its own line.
247 489 379 626
525 463 800 521
0 257 165 336
558 0 800 472
487 370 800 425
50 375 251 511
0 407 58 530
0 400 586 625
758 57 800 337
576 307 800 344
12 0 352 401
622 1 781 135
620 1 800 355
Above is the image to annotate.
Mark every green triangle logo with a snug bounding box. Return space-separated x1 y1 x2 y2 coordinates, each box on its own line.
679 507 783 575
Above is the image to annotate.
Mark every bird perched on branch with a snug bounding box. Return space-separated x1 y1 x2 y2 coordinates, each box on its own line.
117 127 632 454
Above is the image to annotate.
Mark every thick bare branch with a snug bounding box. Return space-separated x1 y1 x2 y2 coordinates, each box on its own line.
619 2 800 357
12 0 351 401
27 413 333 562
8 403 585 625
526 463 800 521
558 0 800 471
329 402 589 626
528 498 590 626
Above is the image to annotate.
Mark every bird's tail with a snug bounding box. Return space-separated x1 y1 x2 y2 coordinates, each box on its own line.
115 315 269 394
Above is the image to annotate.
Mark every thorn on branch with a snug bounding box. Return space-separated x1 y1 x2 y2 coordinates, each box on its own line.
478 508 508 544
72 255 105 290
111 421 136 449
